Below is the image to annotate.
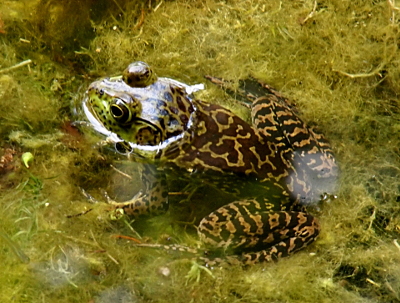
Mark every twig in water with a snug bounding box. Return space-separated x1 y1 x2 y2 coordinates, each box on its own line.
0 59 32 74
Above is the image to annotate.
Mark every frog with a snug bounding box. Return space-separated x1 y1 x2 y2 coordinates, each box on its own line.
82 61 338 265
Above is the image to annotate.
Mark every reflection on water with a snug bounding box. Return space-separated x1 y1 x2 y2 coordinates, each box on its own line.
289 150 339 207
95 285 138 303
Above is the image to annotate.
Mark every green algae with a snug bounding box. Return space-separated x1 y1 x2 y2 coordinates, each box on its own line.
0 228 30 263
1 0 400 302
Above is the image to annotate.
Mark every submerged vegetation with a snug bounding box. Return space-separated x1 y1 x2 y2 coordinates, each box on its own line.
1 0 400 302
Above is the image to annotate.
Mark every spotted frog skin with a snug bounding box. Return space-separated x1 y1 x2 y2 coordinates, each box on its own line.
83 61 338 265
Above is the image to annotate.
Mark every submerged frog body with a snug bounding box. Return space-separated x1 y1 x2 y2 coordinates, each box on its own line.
83 61 338 265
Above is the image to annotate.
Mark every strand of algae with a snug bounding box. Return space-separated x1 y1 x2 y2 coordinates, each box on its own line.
0 229 30 263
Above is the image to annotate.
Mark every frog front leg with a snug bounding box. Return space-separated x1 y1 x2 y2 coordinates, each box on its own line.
106 163 169 217
197 199 320 265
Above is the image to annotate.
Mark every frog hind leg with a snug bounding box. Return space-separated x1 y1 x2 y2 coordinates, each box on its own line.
205 75 338 180
206 75 338 204
197 199 320 265
245 79 339 203
107 163 169 218
248 81 337 178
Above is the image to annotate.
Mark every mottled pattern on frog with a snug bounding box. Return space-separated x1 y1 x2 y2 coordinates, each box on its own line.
83 62 338 265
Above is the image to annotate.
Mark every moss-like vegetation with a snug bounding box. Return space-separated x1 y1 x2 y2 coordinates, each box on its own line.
1 0 400 302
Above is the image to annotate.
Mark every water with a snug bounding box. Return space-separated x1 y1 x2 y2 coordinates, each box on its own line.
1 0 400 302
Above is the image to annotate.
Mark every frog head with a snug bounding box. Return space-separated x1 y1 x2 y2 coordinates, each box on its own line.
83 63 196 159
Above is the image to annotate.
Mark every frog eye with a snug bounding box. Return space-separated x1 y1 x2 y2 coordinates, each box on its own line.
110 99 132 123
